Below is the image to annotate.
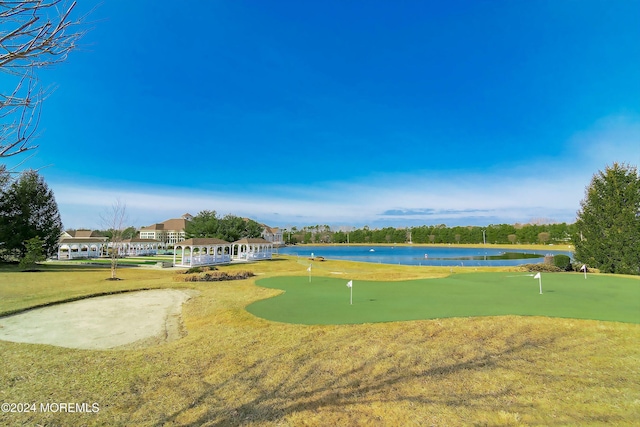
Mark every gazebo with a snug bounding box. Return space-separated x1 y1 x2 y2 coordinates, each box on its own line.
58 237 108 259
118 238 161 256
173 238 231 267
232 238 273 261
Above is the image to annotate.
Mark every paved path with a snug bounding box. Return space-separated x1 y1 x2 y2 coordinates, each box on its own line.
0 289 197 350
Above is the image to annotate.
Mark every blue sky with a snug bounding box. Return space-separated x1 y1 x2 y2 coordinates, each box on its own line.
5 0 640 230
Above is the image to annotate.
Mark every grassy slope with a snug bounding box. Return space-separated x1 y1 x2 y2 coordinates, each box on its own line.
0 258 638 426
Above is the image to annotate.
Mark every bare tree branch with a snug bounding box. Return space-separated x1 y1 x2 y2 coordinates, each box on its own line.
1 0 85 158
100 199 129 280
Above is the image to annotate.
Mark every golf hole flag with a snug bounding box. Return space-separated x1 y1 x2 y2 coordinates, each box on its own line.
307 264 312 283
533 272 542 294
580 264 587 279
346 280 353 305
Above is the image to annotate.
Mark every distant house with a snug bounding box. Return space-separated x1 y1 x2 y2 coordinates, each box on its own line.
58 230 108 259
139 213 193 247
261 225 284 246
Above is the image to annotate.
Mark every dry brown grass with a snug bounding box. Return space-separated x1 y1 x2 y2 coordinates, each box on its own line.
0 258 638 426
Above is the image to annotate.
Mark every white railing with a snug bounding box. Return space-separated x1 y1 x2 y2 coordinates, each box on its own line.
66 250 100 260
187 254 231 266
247 252 272 260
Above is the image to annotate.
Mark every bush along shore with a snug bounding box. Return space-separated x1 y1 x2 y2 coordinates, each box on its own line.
175 266 255 282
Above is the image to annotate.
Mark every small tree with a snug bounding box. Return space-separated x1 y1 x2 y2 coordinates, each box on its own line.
100 199 127 280
19 236 45 270
538 232 550 245
574 163 640 275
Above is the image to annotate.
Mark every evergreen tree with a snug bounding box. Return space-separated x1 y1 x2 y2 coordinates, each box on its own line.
19 236 45 271
574 163 640 275
185 210 219 238
0 170 63 259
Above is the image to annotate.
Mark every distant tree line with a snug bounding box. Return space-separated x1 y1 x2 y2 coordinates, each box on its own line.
284 223 576 246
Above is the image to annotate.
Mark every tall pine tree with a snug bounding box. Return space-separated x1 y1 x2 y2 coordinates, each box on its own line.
574 163 640 275
0 170 63 260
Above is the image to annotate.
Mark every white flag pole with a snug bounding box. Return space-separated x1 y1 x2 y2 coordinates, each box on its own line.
539 274 542 294
534 272 542 294
346 280 353 305
581 264 587 279
307 264 312 283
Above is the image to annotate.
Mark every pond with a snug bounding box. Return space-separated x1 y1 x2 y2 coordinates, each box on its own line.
276 245 573 267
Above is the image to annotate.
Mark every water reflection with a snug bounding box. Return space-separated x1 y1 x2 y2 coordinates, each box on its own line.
277 245 572 267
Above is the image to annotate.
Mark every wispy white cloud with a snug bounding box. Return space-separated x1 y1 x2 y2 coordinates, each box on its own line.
51 172 581 229
50 114 639 230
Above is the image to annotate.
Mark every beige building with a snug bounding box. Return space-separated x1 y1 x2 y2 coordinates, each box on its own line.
139 213 193 247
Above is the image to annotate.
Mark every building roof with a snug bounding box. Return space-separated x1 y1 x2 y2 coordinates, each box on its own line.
140 223 164 231
65 229 104 238
176 238 230 246
161 218 187 231
59 238 107 244
140 217 188 232
233 237 271 244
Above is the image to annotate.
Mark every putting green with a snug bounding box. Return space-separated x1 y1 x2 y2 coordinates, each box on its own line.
248 273 640 325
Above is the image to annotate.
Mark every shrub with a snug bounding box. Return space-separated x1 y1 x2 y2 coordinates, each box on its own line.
553 254 572 271
520 263 563 273
183 266 217 274
175 270 254 282
571 263 600 274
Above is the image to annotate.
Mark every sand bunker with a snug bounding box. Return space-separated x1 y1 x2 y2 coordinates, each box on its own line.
0 289 197 350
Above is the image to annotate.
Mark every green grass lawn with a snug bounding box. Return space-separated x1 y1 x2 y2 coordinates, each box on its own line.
249 273 640 324
61 256 174 265
1 259 639 426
